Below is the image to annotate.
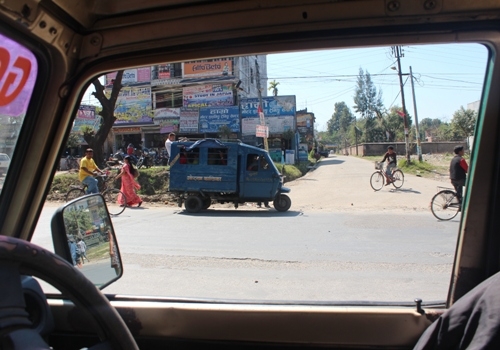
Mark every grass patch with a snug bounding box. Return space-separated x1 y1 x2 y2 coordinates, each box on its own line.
397 159 436 177
275 163 304 182
361 155 448 179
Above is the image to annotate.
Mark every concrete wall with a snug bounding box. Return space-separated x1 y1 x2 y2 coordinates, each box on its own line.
340 142 467 157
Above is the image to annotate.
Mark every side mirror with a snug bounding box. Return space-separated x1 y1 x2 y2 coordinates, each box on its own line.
50 194 123 289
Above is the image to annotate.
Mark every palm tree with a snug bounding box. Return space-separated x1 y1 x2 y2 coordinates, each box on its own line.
268 80 280 96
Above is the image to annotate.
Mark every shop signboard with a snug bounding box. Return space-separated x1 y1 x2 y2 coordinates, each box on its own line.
183 84 233 108
183 59 232 78
153 107 180 133
242 116 294 136
297 113 313 132
240 96 296 136
179 108 199 133
72 105 98 142
256 125 269 138
199 106 239 133
154 108 180 119
105 67 151 86
109 86 153 124
72 105 98 133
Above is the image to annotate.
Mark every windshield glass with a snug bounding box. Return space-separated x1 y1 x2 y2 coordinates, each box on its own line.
34 43 487 303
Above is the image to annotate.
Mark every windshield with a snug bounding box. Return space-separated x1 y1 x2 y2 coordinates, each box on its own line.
32 43 487 303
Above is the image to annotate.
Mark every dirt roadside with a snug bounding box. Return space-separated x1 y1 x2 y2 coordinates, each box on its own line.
283 155 451 213
48 155 452 213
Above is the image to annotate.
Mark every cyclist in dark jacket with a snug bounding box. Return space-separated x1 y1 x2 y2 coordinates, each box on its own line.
381 146 397 185
449 145 468 203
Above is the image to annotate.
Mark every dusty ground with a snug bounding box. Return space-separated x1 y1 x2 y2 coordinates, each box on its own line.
50 154 453 212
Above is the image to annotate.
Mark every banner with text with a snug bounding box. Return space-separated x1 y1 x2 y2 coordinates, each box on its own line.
179 108 199 133
183 84 233 108
199 106 240 133
183 59 233 78
240 96 296 135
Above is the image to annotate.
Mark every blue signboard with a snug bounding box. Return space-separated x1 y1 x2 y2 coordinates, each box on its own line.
240 96 296 117
199 106 240 133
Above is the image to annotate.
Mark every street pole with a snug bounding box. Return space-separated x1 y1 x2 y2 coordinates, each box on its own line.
409 66 423 162
354 117 358 156
393 46 411 164
255 59 269 151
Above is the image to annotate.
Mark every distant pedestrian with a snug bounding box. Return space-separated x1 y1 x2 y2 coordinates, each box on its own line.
77 238 89 263
449 145 468 203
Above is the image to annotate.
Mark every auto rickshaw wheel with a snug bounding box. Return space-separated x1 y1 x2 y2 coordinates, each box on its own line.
185 195 203 213
202 197 212 210
273 194 291 212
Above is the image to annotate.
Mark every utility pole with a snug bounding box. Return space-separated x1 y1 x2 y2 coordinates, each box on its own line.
255 59 269 151
392 46 411 164
409 66 422 162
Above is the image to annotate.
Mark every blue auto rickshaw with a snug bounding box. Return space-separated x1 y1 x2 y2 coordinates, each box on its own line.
168 139 291 213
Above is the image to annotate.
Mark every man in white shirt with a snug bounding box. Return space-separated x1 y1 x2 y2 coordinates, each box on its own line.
165 132 176 158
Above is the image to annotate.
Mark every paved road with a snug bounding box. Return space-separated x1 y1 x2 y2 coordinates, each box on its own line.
34 155 460 302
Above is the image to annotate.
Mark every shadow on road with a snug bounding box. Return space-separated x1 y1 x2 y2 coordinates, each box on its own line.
317 158 345 166
388 187 421 194
177 209 303 217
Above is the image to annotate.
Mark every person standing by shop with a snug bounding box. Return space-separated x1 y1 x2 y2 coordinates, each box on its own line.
165 132 176 160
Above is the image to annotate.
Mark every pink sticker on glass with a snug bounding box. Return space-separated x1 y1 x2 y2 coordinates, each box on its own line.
0 33 38 116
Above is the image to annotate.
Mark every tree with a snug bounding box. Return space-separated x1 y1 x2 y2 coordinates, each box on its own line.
63 208 93 237
65 132 81 151
419 118 442 141
218 125 232 140
268 80 280 96
327 102 354 134
353 68 384 142
87 71 154 167
85 70 124 167
375 106 413 142
327 101 355 146
451 106 477 148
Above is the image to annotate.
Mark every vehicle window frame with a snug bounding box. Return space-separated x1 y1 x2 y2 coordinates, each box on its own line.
0 26 51 234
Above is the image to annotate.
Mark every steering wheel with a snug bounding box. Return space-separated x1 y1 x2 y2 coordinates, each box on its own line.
0 235 139 350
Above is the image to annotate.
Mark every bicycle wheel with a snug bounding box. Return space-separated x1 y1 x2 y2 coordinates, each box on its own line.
431 190 460 221
370 171 384 191
66 188 85 202
391 170 404 189
102 188 127 216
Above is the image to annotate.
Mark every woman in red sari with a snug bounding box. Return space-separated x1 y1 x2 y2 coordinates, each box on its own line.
115 156 142 207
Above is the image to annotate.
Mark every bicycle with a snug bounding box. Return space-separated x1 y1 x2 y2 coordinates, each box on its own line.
65 171 127 215
370 162 404 191
430 186 461 221
65 154 79 171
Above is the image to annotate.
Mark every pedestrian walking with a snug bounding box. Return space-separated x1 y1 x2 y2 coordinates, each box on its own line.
77 237 90 263
115 155 143 207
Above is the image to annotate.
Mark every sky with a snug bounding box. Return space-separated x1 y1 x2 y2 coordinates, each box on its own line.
266 43 488 131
